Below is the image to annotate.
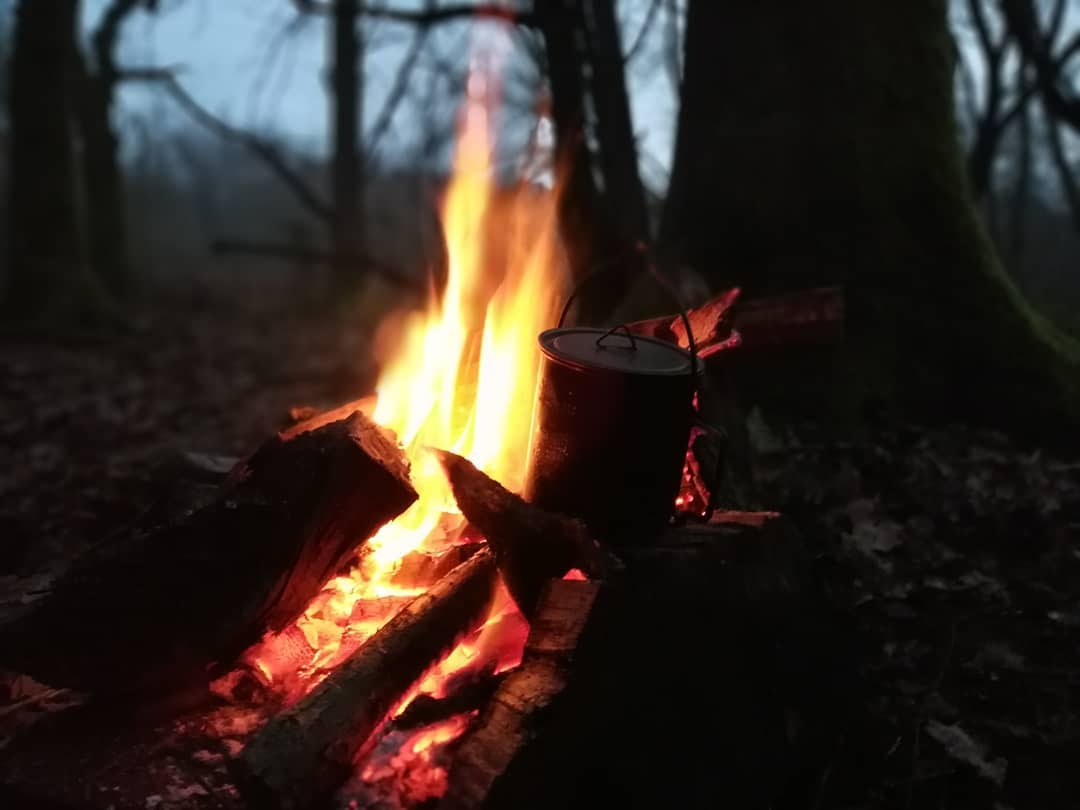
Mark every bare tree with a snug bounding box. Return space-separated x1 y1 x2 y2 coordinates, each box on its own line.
4 0 93 319
329 0 363 284
994 0 1080 230
75 0 151 298
957 0 1079 208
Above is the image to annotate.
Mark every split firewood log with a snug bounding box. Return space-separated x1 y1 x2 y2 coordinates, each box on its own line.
237 550 498 810
627 285 742 354
0 411 416 694
434 450 618 619
628 285 844 358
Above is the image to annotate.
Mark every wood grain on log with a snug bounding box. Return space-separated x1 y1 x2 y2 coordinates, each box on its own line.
237 549 498 810
440 578 604 810
435 450 616 618
0 411 416 694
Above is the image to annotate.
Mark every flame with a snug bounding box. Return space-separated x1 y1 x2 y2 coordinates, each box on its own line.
234 54 560 792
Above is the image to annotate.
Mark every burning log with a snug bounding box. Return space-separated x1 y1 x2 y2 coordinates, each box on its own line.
440 577 605 810
628 285 844 358
435 450 616 618
0 411 416 694
237 550 498 810
391 670 507 732
627 286 741 353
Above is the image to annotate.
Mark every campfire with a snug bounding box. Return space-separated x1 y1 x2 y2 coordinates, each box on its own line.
0 61 845 810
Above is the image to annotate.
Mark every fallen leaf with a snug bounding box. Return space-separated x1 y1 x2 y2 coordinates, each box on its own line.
925 719 1007 786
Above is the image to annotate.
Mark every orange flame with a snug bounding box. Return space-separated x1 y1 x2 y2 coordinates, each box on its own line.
239 55 560 764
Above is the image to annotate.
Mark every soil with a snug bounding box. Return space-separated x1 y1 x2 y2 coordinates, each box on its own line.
754 414 1080 810
0 285 1076 809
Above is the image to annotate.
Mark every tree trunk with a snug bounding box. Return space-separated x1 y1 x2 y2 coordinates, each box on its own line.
539 0 649 322
4 0 91 320
539 1 615 282
330 0 363 288
660 0 1080 437
74 0 139 299
581 0 651 253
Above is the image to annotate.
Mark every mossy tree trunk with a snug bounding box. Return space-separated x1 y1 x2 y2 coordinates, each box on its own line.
658 0 1080 437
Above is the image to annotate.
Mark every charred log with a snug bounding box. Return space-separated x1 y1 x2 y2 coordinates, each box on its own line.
435 450 615 618
391 669 506 732
237 550 498 810
0 411 416 694
440 577 605 810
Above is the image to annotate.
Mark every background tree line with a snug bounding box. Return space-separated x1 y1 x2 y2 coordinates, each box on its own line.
1 0 1078 435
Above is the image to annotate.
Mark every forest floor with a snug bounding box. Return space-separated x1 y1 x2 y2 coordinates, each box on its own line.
756 418 1080 810
0 285 1077 810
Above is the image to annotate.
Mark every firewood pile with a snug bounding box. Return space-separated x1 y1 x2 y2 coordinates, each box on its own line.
0 288 849 810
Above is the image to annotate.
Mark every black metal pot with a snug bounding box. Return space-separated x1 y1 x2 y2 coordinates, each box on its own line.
523 324 700 547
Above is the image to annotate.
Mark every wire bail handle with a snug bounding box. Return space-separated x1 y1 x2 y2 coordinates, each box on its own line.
595 323 638 351
555 247 700 375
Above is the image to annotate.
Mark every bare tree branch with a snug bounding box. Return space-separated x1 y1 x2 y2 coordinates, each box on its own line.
1000 0 1080 132
1046 0 1068 48
967 0 1012 197
210 239 426 292
662 0 682 92
625 0 662 65
91 0 142 83
999 35 1080 130
1009 62 1033 265
366 0 436 159
969 0 1001 61
292 0 537 27
1046 110 1080 231
120 69 334 223
955 33 982 130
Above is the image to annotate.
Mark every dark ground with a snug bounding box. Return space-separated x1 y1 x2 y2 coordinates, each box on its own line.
0 285 1077 809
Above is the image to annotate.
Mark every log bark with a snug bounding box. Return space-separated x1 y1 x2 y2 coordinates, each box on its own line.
237 549 498 810
732 286 845 351
0 410 416 694
435 450 615 619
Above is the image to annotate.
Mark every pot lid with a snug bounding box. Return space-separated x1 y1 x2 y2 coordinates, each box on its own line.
538 327 695 376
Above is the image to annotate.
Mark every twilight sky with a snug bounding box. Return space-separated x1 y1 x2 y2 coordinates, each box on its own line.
81 0 682 190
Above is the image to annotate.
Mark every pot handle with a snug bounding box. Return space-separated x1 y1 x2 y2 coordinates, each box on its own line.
555 250 700 375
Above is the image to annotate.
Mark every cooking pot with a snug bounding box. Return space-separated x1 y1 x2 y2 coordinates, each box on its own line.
523 273 703 546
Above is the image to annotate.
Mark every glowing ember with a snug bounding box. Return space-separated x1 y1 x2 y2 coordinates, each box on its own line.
228 53 562 804
347 713 476 808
